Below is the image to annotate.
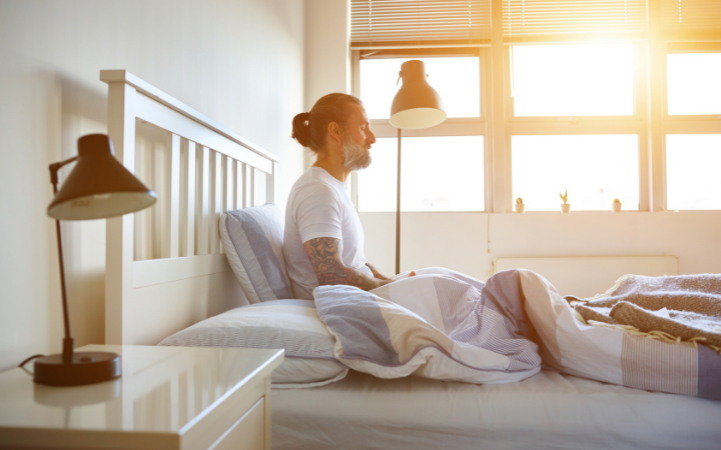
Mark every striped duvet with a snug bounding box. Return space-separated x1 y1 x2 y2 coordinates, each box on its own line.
314 268 721 399
315 268 542 384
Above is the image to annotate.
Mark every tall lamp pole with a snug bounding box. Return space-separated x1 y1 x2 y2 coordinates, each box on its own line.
395 128 402 275
389 60 446 274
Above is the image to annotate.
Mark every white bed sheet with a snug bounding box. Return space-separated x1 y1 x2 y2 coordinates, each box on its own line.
272 369 721 450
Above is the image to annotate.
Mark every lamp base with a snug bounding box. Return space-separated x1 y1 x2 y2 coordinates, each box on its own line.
33 352 121 386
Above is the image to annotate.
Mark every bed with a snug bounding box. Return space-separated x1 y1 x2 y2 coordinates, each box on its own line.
102 70 721 450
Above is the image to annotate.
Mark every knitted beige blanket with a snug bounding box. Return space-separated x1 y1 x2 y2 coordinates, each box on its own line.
570 274 721 348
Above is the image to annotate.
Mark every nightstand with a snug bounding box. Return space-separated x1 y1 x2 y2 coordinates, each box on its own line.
0 345 284 450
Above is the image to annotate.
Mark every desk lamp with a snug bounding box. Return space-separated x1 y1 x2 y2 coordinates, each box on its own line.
389 60 446 274
33 134 156 386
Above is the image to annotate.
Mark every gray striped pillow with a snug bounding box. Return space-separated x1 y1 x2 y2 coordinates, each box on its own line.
219 203 294 303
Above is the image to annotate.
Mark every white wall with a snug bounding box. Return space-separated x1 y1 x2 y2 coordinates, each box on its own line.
361 211 721 285
302 0 351 168
0 0 306 372
304 0 351 105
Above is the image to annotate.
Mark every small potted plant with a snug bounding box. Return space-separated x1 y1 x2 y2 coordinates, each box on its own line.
560 190 570 213
612 198 622 213
515 197 525 213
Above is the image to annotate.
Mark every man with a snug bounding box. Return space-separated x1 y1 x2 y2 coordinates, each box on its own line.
284 93 397 299
283 95 542 376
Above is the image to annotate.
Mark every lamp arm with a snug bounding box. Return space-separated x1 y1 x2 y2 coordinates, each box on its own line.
48 156 78 363
49 156 78 194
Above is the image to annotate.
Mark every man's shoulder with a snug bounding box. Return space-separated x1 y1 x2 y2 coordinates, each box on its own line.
290 168 343 199
291 177 338 198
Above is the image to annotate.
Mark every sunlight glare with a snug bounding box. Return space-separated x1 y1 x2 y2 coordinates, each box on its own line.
667 53 721 115
666 134 721 210
513 44 634 116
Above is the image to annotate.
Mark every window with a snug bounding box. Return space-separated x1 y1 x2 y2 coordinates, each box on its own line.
358 136 485 212
509 43 641 211
667 53 721 116
356 53 485 212
511 44 635 117
666 135 721 211
665 50 721 210
350 0 721 214
512 135 639 211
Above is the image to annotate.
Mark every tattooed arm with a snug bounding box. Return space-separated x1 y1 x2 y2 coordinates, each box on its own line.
303 237 391 290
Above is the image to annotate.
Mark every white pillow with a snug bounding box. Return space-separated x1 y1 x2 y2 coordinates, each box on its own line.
158 300 347 388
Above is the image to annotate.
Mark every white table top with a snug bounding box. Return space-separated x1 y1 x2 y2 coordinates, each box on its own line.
0 345 283 435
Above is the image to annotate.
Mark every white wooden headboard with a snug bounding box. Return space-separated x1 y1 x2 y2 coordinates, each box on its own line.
102 70 278 345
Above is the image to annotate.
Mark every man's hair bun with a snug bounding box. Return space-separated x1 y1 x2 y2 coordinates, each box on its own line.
290 94 362 153
291 112 312 148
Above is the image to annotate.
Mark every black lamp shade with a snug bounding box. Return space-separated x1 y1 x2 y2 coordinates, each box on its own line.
47 134 157 220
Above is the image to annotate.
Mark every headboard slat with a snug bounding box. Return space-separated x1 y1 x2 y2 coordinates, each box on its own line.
225 156 234 218
235 161 243 210
245 164 254 208
179 139 196 258
210 151 222 254
153 137 168 259
168 134 181 259
197 146 211 257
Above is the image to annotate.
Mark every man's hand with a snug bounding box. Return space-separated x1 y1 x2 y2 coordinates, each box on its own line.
304 238 391 290
366 263 392 281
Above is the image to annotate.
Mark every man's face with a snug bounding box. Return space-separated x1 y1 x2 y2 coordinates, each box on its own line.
341 103 375 171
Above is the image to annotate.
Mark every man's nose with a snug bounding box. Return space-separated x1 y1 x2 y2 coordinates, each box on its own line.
368 129 376 144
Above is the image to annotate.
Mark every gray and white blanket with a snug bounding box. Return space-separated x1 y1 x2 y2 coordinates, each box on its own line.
315 267 542 384
314 268 721 400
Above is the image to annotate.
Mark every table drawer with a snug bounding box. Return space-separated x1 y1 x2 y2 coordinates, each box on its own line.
208 397 265 450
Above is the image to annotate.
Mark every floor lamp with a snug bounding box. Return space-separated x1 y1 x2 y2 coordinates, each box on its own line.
389 60 447 274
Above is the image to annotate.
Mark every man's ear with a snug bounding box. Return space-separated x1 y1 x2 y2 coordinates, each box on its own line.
327 121 343 145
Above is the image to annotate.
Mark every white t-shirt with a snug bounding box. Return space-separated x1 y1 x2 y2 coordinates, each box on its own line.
283 167 371 299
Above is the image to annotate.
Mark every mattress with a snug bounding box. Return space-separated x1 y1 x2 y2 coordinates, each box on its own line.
272 369 721 450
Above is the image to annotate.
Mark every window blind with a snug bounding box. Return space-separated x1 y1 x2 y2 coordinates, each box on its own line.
661 0 721 40
350 0 492 48
503 0 648 42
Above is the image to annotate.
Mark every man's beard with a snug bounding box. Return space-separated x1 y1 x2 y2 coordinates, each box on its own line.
342 135 372 171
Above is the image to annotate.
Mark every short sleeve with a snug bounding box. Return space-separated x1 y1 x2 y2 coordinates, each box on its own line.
294 182 343 244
